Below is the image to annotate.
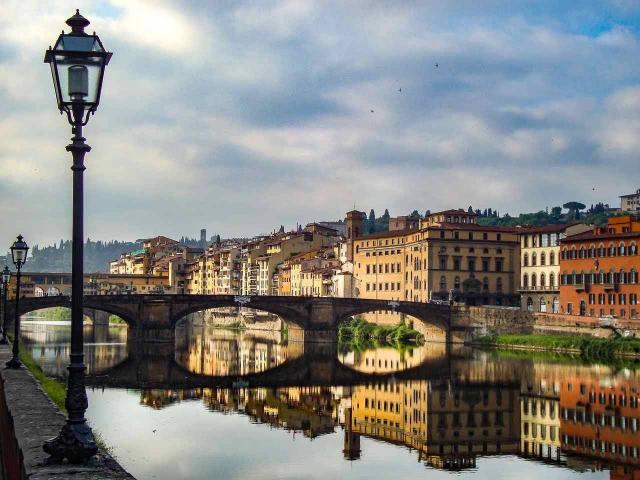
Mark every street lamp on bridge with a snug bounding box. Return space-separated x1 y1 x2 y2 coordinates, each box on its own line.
5 235 28 368
0 266 11 345
43 10 112 464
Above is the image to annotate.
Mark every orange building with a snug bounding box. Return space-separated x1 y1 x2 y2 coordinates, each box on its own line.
559 216 640 318
559 377 640 474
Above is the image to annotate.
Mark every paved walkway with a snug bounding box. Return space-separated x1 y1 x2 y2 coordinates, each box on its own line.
0 344 134 479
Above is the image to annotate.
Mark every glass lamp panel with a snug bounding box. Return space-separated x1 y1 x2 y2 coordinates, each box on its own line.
59 35 102 52
55 53 103 105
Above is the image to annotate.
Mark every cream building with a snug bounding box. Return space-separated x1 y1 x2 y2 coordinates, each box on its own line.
519 224 591 312
351 209 521 307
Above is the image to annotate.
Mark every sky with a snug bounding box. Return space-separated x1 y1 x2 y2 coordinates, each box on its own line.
1 0 639 250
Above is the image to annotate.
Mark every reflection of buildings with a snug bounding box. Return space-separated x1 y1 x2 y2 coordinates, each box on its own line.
520 376 561 461
560 377 640 474
345 379 520 470
174 326 298 377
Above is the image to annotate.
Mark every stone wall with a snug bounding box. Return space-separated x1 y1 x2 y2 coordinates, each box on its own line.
0 344 133 479
452 306 640 340
451 306 535 340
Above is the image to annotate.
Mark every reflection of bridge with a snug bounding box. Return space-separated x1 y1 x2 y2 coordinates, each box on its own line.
10 295 457 343
85 341 454 389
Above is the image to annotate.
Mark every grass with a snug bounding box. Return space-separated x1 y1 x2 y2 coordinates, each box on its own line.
475 333 640 359
338 317 424 352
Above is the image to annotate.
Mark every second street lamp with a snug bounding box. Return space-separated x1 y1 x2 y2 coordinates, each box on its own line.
43 11 112 464
6 236 28 369
0 266 11 344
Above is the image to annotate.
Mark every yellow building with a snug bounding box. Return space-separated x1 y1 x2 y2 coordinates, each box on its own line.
351 209 521 307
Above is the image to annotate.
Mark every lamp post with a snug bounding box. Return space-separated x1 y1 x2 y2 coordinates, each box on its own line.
43 10 111 464
0 266 11 344
5 236 29 368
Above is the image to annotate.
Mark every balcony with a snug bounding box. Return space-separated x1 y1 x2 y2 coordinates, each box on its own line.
519 285 558 293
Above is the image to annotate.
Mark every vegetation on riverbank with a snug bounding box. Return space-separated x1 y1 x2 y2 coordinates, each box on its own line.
338 317 423 351
18 339 67 411
474 333 640 359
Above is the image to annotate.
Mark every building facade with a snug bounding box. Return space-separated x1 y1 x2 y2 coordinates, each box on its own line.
519 224 591 313
559 216 640 318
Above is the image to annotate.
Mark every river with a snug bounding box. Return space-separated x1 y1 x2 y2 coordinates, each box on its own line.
20 318 640 480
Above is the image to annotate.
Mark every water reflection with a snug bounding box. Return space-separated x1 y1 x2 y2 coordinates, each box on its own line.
21 320 129 376
21 320 640 479
174 324 300 376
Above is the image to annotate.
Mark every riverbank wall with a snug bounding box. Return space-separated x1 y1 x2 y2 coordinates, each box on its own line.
0 344 134 479
454 306 640 340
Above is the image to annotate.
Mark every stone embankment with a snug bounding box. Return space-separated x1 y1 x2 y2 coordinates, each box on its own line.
0 344 133 479
453 305 640 340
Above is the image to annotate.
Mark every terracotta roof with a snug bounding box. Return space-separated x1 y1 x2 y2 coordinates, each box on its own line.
430 209 474 216
431 223 519 233
515 223 581 234
560 231 640 243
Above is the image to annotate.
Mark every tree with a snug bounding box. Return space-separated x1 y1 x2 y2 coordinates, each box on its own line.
563 201 586 220
368 209 376 234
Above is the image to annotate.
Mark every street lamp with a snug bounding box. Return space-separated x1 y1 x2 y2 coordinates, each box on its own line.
0 266 11 344
5 236 28 368
43 10 111 464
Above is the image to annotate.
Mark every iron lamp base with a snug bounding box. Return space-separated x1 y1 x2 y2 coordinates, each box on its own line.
43 422 97 464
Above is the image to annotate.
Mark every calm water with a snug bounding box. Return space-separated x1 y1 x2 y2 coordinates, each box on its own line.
20 319 640 480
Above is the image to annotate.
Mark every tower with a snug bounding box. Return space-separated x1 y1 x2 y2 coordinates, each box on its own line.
345 210 365 262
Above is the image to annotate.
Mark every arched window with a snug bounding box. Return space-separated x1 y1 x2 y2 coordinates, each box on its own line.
523 253 529 267
541 252 546 266
522 273 529 288
454 276 461 289
532 253 537 266
440 276 447 290
550 251 555 265
619 242 626 256
549 272 555 288
540 273 546 288
496 277 503 292
531 273 537 288
483 277 489 291
539 297 547 313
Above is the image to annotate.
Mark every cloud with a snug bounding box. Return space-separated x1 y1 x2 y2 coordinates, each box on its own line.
0 1 639 250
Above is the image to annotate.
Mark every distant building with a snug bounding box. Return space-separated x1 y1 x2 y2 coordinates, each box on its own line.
620 188 640 214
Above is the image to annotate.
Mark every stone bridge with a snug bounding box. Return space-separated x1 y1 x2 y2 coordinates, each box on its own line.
9 294 463 343
84 341 455 389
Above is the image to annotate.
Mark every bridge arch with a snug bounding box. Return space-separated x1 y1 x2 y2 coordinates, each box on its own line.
170 298 309 330
14 296 138 328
